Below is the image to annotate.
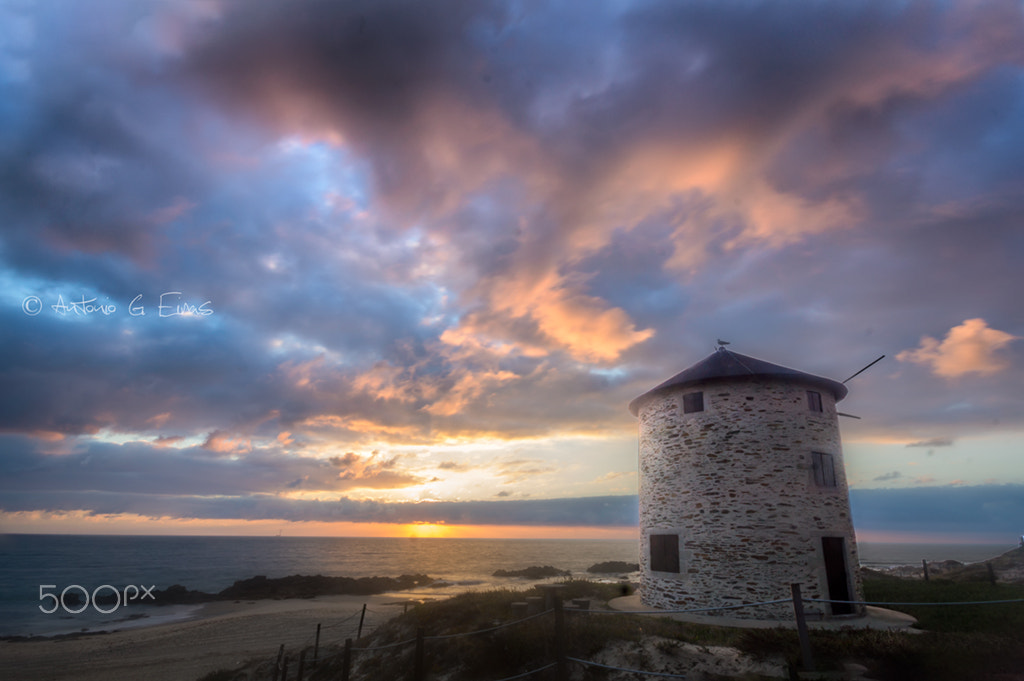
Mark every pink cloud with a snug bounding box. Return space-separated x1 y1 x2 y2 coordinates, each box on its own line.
202 430 252 455
897 318 1018 377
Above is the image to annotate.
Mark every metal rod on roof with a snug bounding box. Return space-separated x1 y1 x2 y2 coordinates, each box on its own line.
842 355 885 384
730 351 756 375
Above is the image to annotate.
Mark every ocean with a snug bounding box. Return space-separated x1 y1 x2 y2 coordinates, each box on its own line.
855 542 1015 570
0 534 1015 638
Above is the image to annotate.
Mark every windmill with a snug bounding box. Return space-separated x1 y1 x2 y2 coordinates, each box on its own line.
836 355 885 419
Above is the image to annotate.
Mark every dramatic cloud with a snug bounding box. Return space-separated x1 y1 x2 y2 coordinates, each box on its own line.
897 319 1019 378
7 483 1021 541
0 489 639 528
0 435 415 497
1 0 1023 536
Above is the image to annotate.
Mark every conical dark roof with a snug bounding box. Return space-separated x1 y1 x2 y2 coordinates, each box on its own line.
628 348 847 415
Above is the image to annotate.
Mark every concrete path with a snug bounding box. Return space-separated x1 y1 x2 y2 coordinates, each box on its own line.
607 593 919 631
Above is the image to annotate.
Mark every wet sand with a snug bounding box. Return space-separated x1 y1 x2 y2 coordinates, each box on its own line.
0 594 414 681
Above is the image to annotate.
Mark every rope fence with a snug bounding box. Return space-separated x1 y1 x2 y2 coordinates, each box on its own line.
489 662 557 681
264 585 1022 680
805 597 1024 606
350 635 419 652
567 656 689 678
576 597 794 615
424 608 554 640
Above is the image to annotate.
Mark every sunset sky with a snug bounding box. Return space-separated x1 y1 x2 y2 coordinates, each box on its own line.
1 0 1022 543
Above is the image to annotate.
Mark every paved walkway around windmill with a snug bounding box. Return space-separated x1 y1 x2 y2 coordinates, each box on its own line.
608 593 920 631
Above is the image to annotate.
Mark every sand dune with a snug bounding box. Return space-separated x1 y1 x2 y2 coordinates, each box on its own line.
0 594 411 681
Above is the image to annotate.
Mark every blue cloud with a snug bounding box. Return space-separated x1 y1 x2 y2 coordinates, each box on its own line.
851 485 1024 538
1 0 1023 537
0 489 639 527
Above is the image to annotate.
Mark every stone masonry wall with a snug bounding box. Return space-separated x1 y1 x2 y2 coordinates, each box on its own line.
637 378 863 620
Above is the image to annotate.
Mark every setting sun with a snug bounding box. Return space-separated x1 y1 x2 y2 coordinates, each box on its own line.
403 522 451 538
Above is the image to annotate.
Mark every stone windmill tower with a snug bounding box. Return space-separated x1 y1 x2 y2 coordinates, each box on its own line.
629 346 864 620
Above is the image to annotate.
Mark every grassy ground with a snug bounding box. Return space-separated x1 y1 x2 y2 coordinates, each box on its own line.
737 577 1024 680
201 577 1024 681
862 575 1024 633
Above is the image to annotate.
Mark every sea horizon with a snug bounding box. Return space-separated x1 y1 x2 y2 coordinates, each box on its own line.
3 530 1017 543
1 534 1017 638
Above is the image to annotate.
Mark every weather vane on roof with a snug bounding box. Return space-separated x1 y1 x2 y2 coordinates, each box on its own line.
716 339 731 351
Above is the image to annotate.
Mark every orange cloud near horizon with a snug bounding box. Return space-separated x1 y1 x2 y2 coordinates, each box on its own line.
4 511 1015 546
0 510 638 541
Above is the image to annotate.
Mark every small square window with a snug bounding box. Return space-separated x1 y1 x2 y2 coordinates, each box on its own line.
812 451 837 488
807 390 823 412
682 392 704 414
650 534 680 573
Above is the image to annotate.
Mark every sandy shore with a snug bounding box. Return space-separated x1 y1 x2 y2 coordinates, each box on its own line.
0 593 419 681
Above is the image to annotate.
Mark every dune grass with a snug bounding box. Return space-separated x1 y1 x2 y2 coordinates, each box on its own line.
862 575 1024 633
308 580 748 680
208 577 1024 681
735 577 1024 680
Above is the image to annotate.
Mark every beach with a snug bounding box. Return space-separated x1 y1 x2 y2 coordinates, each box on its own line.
2 537 1018 680
0 593 411 681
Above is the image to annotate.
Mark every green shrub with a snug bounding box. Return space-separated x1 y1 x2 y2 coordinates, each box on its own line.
762 577 1024 681
278 578 1024 681
196 670 243 681
862 577 1024 633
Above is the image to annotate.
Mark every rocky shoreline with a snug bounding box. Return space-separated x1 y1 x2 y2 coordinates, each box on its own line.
43 547 1024 616
51 573 438 610
47 560 644 613
4 550 1021 681
54 547 1024 614
861 546 1024 583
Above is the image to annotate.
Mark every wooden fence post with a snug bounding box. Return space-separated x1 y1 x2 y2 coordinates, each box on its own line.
922 559 929 581
358 603 367 639
313 623 321 665
341 638 352 681
296 649 305 681
413 626 425 681
272 643 284 681
553 594 567 681
987 562 997 585
790 584 815 673
280 655 290 681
